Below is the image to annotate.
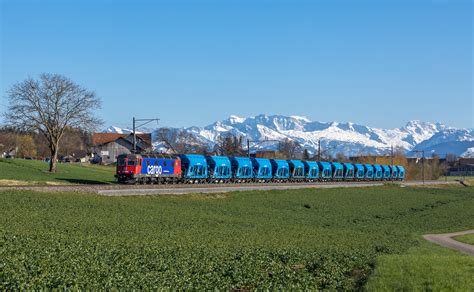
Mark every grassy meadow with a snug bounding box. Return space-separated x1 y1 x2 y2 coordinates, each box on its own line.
1 185 473 290
0 158 115 185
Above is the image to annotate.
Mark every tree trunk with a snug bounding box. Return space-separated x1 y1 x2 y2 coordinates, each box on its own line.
49 144 59 172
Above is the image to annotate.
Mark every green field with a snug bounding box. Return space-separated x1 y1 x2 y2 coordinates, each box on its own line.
0 158 115 185
453 233 474 245
367 240 474 291
438 175 474 183
1 185 473 290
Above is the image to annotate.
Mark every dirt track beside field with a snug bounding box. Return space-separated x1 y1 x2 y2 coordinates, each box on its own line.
423 230 474 256
0 180 458 195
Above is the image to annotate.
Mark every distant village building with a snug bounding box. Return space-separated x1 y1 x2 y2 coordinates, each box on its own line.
447 158 474 176
2 148 17 159
92 133 152 164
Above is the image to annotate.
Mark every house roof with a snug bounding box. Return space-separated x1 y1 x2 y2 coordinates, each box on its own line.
92 133 152 147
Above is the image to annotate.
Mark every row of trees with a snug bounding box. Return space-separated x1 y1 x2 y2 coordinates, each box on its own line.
0 128 91 159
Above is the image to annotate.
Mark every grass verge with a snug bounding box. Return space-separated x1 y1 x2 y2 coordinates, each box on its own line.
0 158 115 185
366 240 474 291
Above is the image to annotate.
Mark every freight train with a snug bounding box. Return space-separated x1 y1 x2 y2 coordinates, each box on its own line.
115 153 405 184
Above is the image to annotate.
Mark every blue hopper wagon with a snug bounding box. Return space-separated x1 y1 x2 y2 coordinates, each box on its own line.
390 165 398 179
373 164 383 180
177 154 208 182
206 156 231 182
343 163 355 180
303 161 319 180
270 159 290 180
230 157 254 181
354 163 365 180
397 165 405 180
288 160 305 180
382 165 391 180
251 158 272 181
331 162 344 180
364 164 374 180
318 162 332 180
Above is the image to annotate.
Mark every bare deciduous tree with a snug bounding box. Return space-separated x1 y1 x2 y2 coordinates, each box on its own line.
156 128 208 154
3 73 102 172
335 152 347 162
302 149 310 160
278 138 302 159
215 133 245 156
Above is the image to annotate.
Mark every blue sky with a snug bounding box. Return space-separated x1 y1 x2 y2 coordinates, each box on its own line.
1 0 472 129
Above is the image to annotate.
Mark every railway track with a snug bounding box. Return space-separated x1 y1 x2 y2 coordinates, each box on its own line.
0 180 458 195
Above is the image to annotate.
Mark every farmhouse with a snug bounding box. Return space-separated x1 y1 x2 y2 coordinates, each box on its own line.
447 157 474 176
92 133 152 164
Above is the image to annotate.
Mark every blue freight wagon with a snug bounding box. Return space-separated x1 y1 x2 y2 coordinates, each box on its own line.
364 164 374 180
373 164 383 180
303 161 319 180
382 165 391 180
270 159 290 180
318 162 332 180
177 154 208 181
354 163 365 180
288 160 305 180
397 165 405 180
390 165 398 179
206 156 232 181
229 157 253 181
331 162 344 180
343 163 355 180
251 158 272 181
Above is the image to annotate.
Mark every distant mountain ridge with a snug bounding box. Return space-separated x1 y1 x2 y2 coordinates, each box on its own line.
103 114 474 157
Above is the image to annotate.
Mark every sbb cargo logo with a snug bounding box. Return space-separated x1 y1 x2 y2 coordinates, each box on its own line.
147 165 163 175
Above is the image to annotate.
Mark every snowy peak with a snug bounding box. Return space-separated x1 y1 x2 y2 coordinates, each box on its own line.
103 126 133 134
410 128 474 156
103 115 473 157
461 147 474 158
401 120 446 144
227 115 246 124
102 126 143 134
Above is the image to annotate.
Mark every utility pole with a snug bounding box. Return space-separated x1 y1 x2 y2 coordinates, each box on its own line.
422 152 425 184
318 139 321 161
247 139 253 158
391 145 394 183
132 117 160 154
132 117 136 153
413 150 425 185
445 153 448 182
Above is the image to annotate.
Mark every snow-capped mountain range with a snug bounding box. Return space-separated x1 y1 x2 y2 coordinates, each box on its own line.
103 114 474 157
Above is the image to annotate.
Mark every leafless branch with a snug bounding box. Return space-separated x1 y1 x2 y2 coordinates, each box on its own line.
3 73 102 171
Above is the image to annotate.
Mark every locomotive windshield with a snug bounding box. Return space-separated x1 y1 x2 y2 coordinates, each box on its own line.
128 159 137 166
117 157 126 166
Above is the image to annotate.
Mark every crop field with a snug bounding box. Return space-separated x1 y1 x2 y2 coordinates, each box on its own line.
1 185 473 290
0 158 115 185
